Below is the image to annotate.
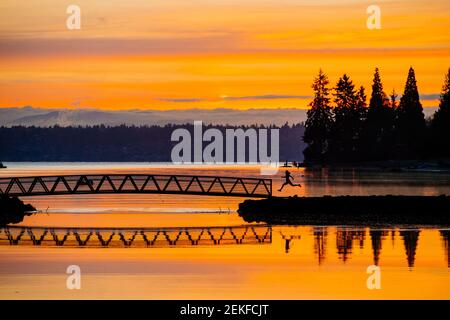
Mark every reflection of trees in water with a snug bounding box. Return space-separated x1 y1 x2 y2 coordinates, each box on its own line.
355 230 366 250
336 228 365 262
370 230 389 266
313 227 327 265
400 230 420 268
440 230 450 267
0 226 272 248
2 226 448 267
391 230 396 248
279 231 301 253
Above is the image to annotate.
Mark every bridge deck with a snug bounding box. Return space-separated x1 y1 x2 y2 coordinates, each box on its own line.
0 174 272 198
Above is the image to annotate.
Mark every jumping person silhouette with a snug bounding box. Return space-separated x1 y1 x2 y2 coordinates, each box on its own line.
278 170 302 192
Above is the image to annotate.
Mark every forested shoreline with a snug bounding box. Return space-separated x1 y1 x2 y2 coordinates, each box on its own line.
1 68 449 165
0 123 305 162
303 68 450 164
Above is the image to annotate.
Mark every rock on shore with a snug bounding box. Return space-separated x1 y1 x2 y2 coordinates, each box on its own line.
0 195 36 226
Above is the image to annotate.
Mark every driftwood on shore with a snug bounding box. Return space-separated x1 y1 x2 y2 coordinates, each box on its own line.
238 195 450 225
0 195 36 226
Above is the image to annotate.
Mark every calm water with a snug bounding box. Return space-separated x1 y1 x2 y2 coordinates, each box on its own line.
0 163 449 299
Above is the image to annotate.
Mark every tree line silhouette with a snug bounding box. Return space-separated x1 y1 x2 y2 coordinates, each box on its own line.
303 68 450 164
0 123 304 162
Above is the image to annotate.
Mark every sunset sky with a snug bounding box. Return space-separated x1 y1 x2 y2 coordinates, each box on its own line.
0 0 449 111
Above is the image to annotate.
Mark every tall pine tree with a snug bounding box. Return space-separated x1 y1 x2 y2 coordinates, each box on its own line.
361 68 395 160
395 67 425 158
303 69 334 164
389 89 398 109
356 86 368 157
329 74 365 161
430 68 450 157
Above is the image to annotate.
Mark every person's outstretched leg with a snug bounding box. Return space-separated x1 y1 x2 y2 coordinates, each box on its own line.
288 181 302 188
278 182 287 192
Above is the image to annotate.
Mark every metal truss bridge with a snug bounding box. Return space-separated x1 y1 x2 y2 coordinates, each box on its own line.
0 174 272 198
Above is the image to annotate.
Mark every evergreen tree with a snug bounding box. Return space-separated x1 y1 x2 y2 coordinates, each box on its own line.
356 86 368 155
361 68 395 160
329 74 364 161
395 67 426 158
303 69 334 164
357 86 368 110
370 68 389 110
430 68 450 157
389 89 398 109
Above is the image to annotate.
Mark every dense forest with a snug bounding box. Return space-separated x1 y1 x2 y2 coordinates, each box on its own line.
303 67 450 164
0 123 305 162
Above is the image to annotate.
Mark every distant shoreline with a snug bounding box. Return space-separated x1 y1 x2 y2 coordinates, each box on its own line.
1 160 450 173
297 159 450 172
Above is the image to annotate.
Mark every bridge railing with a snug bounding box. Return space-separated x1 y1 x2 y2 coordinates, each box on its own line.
0 174 272 198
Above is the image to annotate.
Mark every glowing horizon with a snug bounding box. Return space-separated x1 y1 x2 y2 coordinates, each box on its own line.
0 0 449 111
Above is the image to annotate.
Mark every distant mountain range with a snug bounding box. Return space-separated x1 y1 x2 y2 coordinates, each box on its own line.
0 107 308 127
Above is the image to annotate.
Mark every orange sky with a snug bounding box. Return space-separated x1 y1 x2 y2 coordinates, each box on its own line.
0 0 449 110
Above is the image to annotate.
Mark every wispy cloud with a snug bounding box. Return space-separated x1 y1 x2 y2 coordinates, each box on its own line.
157 98 207 103
0 37 242 57
156 94 311 103
420 93 440 100
222 94 312 101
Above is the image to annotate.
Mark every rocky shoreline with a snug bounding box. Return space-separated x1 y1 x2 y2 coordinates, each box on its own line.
0 195 36 226
238 195 450 225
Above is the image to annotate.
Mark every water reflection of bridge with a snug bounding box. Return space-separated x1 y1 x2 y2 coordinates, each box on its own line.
2 225 448 268
0 225 272 248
